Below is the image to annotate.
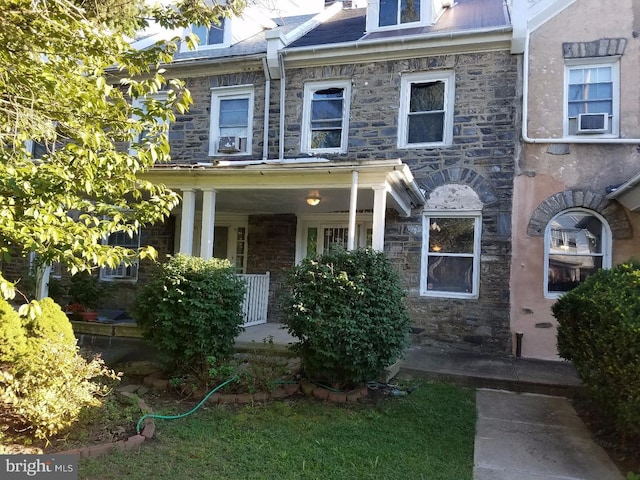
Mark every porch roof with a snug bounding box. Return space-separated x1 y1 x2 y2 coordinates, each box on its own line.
606 169 640 212
143 159 425 217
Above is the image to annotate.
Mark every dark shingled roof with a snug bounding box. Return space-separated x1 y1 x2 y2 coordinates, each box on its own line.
287 0 510 50
287 7 367 48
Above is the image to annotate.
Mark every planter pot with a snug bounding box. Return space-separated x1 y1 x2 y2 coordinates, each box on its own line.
80 310 98 322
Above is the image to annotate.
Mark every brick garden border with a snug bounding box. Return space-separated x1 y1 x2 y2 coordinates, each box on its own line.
54 376 370 459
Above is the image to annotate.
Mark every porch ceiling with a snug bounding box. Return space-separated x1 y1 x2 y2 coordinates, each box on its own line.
144 159 426 216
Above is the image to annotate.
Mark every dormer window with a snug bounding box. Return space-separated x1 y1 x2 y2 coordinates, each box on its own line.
185 18 230 50
367 0 429 32
380 0 421 27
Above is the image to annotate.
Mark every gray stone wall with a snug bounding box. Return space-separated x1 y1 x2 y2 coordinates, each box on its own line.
282 51 518 353
168 66 267 163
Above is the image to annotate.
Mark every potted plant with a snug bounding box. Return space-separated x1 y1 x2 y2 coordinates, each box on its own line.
66 272 104 321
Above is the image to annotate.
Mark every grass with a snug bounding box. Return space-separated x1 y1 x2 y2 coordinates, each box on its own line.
78 382 476 480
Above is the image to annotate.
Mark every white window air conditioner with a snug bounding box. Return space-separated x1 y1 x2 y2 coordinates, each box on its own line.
218 135 241 153
577 113 608 134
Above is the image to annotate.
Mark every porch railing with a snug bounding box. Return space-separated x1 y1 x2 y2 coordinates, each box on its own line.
237 272 270 327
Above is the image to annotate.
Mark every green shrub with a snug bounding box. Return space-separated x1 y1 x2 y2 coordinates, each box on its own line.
133 254 246 377
0 297 118 440
281 248 411 388
553 259 640 441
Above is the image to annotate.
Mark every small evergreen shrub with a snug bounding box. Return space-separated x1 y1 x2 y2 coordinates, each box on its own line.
553 259 640 441
0 297 117 440
281 248 411 388
133 254 246 377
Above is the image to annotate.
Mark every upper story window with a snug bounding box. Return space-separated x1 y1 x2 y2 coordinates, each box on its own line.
545 209 611 298
565 59 619 137
26 140 49 159
188 18 229 49
129 93 168 155
301 80 351 154
398 71 454 148
209 85 254 156
366 0 428 31
421 212 481 298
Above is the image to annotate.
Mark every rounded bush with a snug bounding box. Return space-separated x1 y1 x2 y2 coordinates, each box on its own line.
133 254 246 375
0 297 116 440
553 259 640 441
282 248 411 388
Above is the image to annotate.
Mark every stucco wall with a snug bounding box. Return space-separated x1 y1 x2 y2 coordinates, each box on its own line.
511 0 640 360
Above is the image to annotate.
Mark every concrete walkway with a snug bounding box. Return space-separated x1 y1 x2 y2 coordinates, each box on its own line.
237 323 625 480
474 389 624 480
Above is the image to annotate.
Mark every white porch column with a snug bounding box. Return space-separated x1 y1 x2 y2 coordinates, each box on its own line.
200 188 217 259
179 188 196 255
371 185 388 251
347 170 359 251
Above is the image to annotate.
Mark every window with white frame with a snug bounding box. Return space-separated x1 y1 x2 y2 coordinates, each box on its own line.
366 0 426 31
421 212 481 298
129 93 168 155
302 81 351 154
545 209 611 297
209 86 254 156
398 71 454 148
188 18 229 49
100 229 141 281
565 59 619 136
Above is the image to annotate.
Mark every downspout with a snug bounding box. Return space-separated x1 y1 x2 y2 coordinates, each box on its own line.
278 53 286 160
261 57 271 161
522 30 640 145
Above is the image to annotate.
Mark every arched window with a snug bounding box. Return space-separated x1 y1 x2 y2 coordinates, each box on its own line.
544 209 611 298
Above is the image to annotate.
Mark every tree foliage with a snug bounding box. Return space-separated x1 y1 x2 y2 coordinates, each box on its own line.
0 0 246 300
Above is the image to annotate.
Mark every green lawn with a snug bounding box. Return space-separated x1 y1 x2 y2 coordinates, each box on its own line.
79 382 476 480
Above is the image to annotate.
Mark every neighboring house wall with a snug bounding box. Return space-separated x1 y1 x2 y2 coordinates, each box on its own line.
510 0 640 360
283 51 518 352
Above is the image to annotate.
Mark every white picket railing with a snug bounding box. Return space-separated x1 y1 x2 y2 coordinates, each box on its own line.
237 272 270 326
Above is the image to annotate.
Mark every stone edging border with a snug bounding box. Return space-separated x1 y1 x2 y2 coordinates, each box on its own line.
56 395 155 458
54 378 369 459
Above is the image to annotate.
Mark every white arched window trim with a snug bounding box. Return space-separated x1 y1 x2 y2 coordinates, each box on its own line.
543 208 612 299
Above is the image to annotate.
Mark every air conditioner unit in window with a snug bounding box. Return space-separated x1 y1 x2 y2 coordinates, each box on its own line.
577 113 608 134
218 135 241 153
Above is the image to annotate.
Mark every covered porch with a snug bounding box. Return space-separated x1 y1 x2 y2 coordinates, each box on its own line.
143 159 425 324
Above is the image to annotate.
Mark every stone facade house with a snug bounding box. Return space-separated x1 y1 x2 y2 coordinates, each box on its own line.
509 0 640 359
5 0 524 356
129 0 521 354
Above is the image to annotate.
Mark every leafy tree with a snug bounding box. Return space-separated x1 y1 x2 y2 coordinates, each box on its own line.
0 0 246 302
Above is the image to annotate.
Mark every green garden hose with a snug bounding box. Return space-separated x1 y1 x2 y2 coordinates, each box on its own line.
135 376 238 434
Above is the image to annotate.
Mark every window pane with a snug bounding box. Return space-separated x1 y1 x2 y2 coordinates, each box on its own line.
408 112 444 143
207 19 225 44
428 217 475 253
379 0 398 26
219 98 249 127
192 24 208 45
311 99 343 121
548 255 602 292
400 0 420 23
323 226 349 252
548 212 604 293
410 82 444 112
426 256 474 293
311 130 341 149
307 228 318 257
